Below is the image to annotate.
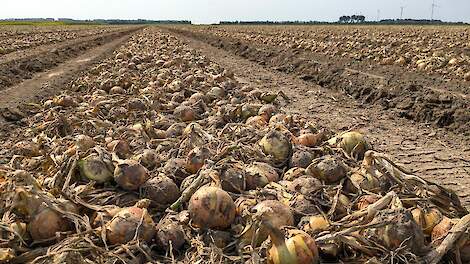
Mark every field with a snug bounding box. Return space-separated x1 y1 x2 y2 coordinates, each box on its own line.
0 25 469 263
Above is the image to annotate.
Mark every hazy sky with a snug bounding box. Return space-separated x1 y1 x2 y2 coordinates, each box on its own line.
1 0 469 24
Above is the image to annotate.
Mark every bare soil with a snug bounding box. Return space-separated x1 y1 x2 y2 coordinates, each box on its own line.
165 27 470 207
170 28 470 135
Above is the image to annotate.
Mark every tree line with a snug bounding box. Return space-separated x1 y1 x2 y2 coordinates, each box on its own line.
339 15 366 23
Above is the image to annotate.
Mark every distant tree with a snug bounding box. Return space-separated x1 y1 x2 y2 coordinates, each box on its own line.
339 16 351 23
357 15 366 23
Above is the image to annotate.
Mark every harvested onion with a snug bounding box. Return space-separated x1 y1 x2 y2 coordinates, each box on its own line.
114 160 149 191
259 130 292 165
245 162 279 190
188 186 236 229
78 155 113 183
106 206 155 245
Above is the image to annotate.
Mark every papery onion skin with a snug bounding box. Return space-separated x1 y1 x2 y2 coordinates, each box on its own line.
114 160 149 191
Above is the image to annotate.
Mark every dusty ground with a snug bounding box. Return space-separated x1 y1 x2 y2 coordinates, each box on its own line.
164 27 470 207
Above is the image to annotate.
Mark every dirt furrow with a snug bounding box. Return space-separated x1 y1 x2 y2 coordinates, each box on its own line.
167 29 470 207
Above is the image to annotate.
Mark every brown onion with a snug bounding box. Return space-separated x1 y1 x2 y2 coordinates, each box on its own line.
114 160 149 191
141 176 180 209
306 155 348 184
245 162 279 190
188 186 236 229
283 167 307 181
290 149 314 169
303 214 330 233
28 208 72 241
185 147 211 174
220 162 246 193
106 207 155 245
155 217 186 251
107 139 131 159
78 155 113 183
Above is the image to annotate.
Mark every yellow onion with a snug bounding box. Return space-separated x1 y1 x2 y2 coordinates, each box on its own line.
259 130 292 165
188 186 236 229
345 170 380 193
269 113 293 127
0 248 15 262
138 149 160 170
289 149 315 169
28 208 73 241
107 139 131 159
174 105 196 122
75 134 95 151
303 214 330 234
106 207 155 245
13 141 40 157
334 131 369 159
296 133 323 147
356 195 380 210
219 162 246 193
155 217 186 251
141 176 180 209
431 216 454 242
306 155 348 184
286 177 322 195
283 167 306 181
53 95 77 107
258 104 277 121
241 200 294 246
241 104 262 120
114 160 149 191
245 162 279 190
163 158 190 185
266 223 319 264
185 147 211 174
78 154 113 183
411 207 425 229
246 116 267 128
423 207 443 236
465 72 470 81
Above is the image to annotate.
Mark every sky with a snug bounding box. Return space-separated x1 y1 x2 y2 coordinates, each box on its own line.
1 0 469 24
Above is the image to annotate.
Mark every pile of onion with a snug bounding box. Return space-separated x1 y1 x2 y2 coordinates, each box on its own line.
188 186 236 229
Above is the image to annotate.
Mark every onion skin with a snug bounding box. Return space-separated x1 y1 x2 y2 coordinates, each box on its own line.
290 150 314 169
423 208 443 236
107 139 131 159
303 214 330 234
156 218 186 251
106 207 155 245
283 167 307 181
188 186 236 230
220 163 246 193
185 147 211 174
296 133 322 147
114 160 149 191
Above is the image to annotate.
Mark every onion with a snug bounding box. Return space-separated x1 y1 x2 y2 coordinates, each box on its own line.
78 154 113 183
106 207 155 245
258 104 277 121
185 147 211 174
296 133 322 147
334 131 369 159
13 141 40 157
265 223 319 264
28 207 72 241
465 72 470 81
423 207 443 236
220 162 246 193
345 170 380 193
259 130 292 165
188 186 236 229
163 158 190 185
286 177 322 195
306 155 348 184
411 207 425 230
303 214 330 233
141 176 180 209
166 123 186 137
0 248 15 262
138 149 160 170
246 116 267 128
289 149 314 168
75 135 95 151
114 160 149 191
431 216 453 242
245 162 279 190
242 200 294 246
207 86 225 99
269 113 292 127
155 217 186 251
241 103 261 120
107 139 131 159
283 167 306 181
174 105 196 122
203 230 232 248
